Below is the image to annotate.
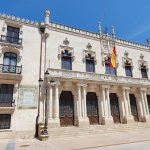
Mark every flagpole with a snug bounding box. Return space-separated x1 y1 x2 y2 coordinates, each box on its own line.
98 22 104 67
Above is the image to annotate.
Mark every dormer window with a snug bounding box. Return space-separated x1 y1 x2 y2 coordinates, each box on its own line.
105 57 116 75
141 64 148 79
61 50 72 70
86 54 95 73
125 61 132 77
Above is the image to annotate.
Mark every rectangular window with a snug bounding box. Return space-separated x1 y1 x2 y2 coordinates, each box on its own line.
125 66 132 77
0 84 14 107
141 68 148 79
6 26 20 44
86 59 95 72
61 57 72 70
0 114 11 129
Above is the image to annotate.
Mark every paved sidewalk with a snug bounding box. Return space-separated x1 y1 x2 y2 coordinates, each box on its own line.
0 129 150 150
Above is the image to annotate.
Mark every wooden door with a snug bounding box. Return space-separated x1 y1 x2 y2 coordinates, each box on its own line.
147 95 150 113
86 92 99 124
110 93 120 124
129 94 139 122
59 91 74 126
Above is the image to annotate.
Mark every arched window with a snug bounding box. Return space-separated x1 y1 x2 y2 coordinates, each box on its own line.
3 52 17 73
141 64 148 79
86 54 95 72
125 61 132 77
105 57 116 75
61 50 72 70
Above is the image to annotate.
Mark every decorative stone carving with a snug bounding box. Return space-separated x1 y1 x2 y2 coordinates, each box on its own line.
83 43 97 64
58 38 75 61
0 45 22 62
122 51 133 68
138 53 148 70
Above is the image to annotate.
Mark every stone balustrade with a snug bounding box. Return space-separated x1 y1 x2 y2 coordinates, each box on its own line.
47 68 150 87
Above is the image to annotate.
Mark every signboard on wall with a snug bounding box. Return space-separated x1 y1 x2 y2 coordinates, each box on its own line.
18 86 38 109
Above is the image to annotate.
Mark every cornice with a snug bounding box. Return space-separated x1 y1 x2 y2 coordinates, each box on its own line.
0 13 150 52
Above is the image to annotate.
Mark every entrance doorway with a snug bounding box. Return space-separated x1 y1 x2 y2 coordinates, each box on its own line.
86 92 99 125
110 93 120 123
59 91 74 126
129 94 139 122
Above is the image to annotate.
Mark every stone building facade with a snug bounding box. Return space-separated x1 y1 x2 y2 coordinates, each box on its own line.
0 10 150 137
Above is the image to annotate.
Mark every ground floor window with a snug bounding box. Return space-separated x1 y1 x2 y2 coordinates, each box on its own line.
0 114 11 129
0 84 14 107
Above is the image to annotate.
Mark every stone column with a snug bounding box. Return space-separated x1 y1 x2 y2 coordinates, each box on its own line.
122 87 134 123
102 85 113 124
83 85 87 117
77 84 89 126
48 84 53 120
140 88 150 122
135 92 144 122
48 81 60 127
77 84 82 118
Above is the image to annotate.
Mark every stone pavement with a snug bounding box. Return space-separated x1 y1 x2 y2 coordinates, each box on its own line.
0 129 150 150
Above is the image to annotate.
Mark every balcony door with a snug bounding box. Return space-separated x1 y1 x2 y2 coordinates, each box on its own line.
0 84 14 107
86 92 99 124
129 94 139 122
110 93 120 123
3 52 17 73
6 26 20 44
59 91 74 126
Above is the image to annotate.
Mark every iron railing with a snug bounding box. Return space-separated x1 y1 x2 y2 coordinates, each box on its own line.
1 35 22 45
0 64 22 74
0 99 15 107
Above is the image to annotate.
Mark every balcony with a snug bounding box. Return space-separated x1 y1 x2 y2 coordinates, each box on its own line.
0 64 22 74
1 35 22 45
0 65 22 83
47 68 150 87
0 99 15 114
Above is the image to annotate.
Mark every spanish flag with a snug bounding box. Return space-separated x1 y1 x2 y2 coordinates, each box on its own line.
110 47 117 68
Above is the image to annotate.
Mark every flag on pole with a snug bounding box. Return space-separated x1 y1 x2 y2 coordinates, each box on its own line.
110 47 117 68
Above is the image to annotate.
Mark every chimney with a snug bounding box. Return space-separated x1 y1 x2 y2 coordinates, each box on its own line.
45 9 50 24
147 38 150 46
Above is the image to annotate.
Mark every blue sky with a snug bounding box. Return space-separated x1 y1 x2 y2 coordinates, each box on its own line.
0 0 150 44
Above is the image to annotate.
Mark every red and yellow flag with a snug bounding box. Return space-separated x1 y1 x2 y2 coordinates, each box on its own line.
110 47 117 68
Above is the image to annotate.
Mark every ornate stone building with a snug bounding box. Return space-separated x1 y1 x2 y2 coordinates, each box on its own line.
0 9 150 138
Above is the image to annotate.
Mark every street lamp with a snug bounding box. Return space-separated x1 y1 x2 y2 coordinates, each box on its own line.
35 77 43 138
44 70 49 135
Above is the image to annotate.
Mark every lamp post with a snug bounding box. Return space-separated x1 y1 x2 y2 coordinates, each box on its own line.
35 23 45 138
44 70 49 134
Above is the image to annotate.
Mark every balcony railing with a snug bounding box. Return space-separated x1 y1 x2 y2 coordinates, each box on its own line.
1 35 22 45
0 64 22 74
47 68 150 87
0 99 15 107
